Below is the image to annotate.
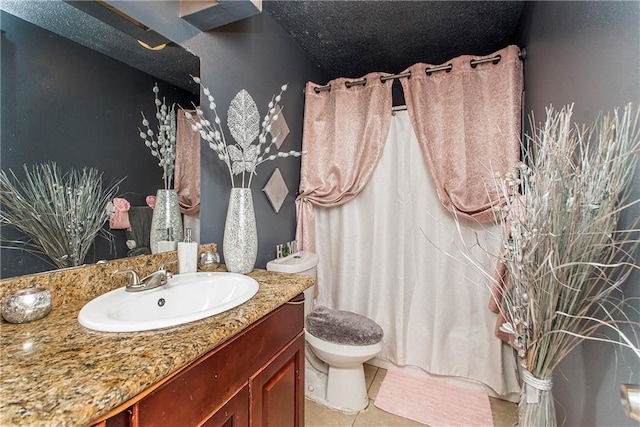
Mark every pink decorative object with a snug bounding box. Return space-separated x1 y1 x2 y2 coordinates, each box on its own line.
262 168 289 213
146 195 156 209
174 108 201 215
108 198 131 229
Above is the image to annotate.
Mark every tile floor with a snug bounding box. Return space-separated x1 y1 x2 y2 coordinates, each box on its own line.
305 364 518 427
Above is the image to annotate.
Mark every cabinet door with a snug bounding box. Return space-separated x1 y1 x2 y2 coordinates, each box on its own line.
105 409 133 427
201 385 248 427
250 332 305 427
137 298 303 426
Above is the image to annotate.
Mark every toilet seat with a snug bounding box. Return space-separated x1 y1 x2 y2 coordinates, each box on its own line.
305 305 384 346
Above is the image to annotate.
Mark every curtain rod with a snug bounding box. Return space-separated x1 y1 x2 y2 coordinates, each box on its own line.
313 48 526 93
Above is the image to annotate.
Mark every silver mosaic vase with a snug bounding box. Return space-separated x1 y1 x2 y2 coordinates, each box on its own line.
223 188 257 274
150 189 183 254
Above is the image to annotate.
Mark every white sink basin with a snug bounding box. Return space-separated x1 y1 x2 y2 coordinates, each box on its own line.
78 272 259 332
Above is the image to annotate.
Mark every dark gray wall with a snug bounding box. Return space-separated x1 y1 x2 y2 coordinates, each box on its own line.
110 1 327 269
516 2 640 425
0 11 197 276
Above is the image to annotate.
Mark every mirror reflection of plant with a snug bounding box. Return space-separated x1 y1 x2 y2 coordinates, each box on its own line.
139 83 176 190
0 163 124 269
184 76 304 188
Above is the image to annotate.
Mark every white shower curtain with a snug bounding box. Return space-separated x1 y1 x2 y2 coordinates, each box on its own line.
314 111 521 398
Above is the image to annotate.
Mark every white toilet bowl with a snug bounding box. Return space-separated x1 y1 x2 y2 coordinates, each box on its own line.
306 329 383 411
266 251 384 412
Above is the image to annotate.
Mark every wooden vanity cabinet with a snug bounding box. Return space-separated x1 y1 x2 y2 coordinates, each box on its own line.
92 294 305 427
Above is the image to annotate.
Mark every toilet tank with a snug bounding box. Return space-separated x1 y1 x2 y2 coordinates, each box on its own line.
266 251 319 316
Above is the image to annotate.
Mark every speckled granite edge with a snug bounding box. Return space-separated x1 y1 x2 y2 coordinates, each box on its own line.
0 246 314 427
0 244 217 309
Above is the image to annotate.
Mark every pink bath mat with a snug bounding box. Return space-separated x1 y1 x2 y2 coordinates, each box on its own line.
374 370 494 426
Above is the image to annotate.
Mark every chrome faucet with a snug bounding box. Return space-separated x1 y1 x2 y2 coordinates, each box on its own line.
114 262 175 292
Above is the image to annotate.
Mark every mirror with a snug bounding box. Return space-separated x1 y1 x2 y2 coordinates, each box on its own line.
0 0 200 278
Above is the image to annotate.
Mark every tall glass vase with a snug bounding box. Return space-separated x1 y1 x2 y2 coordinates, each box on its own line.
519 370 556 427
223 188 257 274
150 189 183 254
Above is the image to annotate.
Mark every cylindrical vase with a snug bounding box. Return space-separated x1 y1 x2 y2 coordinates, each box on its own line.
150 189 183 254
223 188 257 274
519 370 556 427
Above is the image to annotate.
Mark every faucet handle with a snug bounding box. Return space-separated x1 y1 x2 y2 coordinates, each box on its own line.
113 269 141 286
159 260 178 274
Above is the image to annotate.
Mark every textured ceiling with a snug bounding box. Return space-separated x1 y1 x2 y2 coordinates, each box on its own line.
263 1 525 80
2 1 525 89
1 0 200 94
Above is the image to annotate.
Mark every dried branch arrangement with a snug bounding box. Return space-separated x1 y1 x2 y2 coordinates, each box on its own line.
0 163 123 269
452 103 640 426
486 103 640 426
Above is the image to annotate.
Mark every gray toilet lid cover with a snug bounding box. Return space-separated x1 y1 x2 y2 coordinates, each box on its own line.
305 305 384 346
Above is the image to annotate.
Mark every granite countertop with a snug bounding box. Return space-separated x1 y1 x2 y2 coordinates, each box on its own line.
0 267 313 427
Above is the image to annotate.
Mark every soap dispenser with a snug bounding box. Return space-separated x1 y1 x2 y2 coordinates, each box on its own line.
178 228 198 274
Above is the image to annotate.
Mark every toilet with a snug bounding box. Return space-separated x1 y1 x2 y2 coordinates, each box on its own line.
266 251 383 412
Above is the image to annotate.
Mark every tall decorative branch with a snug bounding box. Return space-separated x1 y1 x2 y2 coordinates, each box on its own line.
184 76 304 188
139 83 176 190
